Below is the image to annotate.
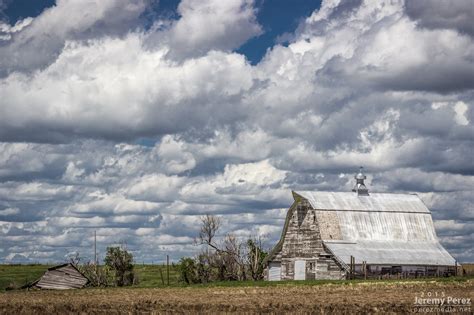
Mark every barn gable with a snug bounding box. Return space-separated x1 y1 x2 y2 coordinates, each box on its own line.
265 199 346 280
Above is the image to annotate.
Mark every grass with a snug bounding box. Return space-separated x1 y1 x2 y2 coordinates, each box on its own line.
0 264 181 291
0 264 51 291
166 275 474 289
461 263 474 275
1 264 473 291
133 264 181 287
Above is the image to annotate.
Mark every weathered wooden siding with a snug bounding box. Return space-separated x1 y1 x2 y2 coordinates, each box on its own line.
272 200 345 280
35 264 89 290
315 211 342 240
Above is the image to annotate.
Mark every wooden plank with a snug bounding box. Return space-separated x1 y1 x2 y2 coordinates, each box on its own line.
35 264 89 290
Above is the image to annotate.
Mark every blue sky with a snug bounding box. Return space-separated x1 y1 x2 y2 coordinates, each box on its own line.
2 0 321 65
1 0 55 21
0 0 472 264
238 0 322 64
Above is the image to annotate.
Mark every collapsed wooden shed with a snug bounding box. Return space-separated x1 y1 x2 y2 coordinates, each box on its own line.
29 263 89 290
265 168 457 281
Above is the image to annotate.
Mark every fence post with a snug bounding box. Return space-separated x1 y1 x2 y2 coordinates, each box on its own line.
160 264 164 285
363 261 367 280
167 255 170 286
350 256 352 280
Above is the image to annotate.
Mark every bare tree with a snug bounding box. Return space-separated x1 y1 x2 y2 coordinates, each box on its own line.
67 251 81 266
193 214 268 282
223 234 246 280
197 215 244 280
198 214 221 251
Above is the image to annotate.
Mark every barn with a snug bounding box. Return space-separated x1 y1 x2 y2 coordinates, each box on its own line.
28 263 89 290
265 169 457 281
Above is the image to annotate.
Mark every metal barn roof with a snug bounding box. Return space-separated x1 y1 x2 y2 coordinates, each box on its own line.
293 191 430 213
324 240 456 266
292 190 456 266
318 211 439 242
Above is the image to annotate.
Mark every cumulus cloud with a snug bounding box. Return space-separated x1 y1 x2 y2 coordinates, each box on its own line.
0 41 253 142
405 0 474 36
0 0 472 263
0 0 149 74
158 0 262 59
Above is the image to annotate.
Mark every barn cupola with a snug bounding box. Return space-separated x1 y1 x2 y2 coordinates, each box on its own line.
352 166 369 196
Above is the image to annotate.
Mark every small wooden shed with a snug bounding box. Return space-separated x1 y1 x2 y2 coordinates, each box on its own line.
29 263 89 290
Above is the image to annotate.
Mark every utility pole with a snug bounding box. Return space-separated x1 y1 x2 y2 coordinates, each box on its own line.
94 230 97 265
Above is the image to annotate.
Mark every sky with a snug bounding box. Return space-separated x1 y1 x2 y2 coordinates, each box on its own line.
0 0 472 264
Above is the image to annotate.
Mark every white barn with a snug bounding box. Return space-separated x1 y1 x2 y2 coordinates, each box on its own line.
265 169 457 281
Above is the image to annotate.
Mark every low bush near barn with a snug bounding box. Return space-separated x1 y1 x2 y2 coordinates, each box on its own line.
104 246 137 286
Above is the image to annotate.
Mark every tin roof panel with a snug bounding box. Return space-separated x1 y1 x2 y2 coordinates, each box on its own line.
294 191 429 213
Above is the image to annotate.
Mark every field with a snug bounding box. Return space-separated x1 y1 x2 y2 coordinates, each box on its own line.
0 264 180 290
0 265 473 314
461 263 474 276
0 264 52 291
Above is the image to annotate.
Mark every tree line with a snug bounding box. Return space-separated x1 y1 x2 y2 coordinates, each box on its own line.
72 214 268 287
178 214 268 284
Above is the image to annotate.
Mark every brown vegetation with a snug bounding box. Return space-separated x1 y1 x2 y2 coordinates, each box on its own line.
179 214 267 283
0 279 472 314
461 264 474 276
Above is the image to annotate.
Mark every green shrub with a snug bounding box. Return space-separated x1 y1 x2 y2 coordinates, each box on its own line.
104 246 137 286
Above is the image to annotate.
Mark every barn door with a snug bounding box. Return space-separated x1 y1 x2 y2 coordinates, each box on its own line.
294 260 306 280
268 262 281 281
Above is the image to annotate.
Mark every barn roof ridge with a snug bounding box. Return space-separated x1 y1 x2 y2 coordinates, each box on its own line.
292 190 430 213
292 190 421 197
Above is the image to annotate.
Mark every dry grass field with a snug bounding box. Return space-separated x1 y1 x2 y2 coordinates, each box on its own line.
461 263 474 276
0 278 472 314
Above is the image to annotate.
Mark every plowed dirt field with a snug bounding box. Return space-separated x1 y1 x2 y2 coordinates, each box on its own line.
1 279 472 314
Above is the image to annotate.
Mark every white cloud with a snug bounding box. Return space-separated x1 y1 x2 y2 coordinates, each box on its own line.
69 192 162 216
218 160 287 187
155 136 196 174
0 17 33 40
0 0 472 263
454 101 469 125
0 182 75 201
125 173 185 201
0 36 253 141
0 0 148 73
162 0 262 59
0 208 19 216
